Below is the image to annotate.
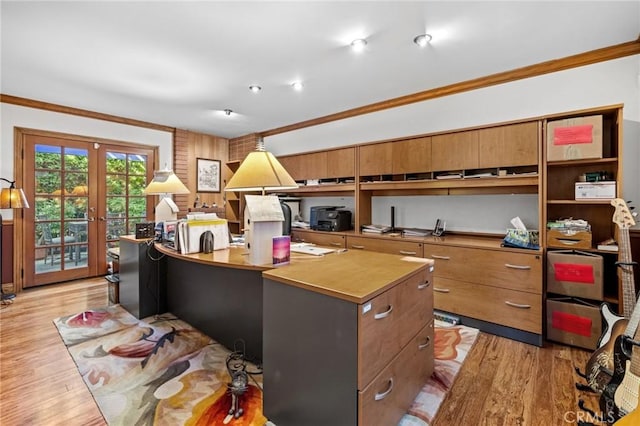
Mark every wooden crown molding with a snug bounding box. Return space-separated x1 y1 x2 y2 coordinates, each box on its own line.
261 38 640 137
0 94 175 133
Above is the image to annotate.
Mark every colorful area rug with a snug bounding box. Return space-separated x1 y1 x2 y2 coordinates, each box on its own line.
54 306 478 425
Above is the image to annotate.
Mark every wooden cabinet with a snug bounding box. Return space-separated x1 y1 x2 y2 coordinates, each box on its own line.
291 228 346 248
478 121 539 168
278 147 355 182
263 250 433 426
424 242 543 338
359 142 393 176
392 136 431 175
327 147 355 178
431 130 479 172
347 234 423 257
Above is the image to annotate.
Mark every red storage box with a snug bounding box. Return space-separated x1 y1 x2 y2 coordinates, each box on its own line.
547 250 603 300
546 298 601 350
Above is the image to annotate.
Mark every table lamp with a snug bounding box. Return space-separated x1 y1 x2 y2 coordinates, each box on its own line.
225 138 298 264
143 166 190 223
0 178 30 302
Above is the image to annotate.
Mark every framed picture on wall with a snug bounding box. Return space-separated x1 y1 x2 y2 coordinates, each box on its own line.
196 158 221 193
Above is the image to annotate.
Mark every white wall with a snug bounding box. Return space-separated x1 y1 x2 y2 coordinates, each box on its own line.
0 103 173 219
266 55 640 232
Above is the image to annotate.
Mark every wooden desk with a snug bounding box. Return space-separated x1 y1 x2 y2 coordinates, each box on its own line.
142 241 435 425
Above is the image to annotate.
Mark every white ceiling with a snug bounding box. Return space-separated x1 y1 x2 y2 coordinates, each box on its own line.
1 1 639 139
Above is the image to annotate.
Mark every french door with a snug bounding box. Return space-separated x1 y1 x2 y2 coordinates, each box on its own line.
21 131 156 287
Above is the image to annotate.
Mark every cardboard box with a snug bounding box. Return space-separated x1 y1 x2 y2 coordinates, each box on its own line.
546 298 602 350
547 251 603 300
547 229 592 249
547 115 603 161
575 181 616 200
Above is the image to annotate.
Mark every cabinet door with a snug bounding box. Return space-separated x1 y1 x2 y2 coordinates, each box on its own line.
359 143 393 176
431 130 479 171
298 152 328 180
327 147 355 179
277 155 301 181
392 137 431 174
478 122 539 168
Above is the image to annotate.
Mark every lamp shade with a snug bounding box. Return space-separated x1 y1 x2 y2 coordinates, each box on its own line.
225 150 298 193
0 187 29 209
144 169 190 195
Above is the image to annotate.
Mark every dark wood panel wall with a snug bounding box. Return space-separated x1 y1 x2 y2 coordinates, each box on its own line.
1 221 14 285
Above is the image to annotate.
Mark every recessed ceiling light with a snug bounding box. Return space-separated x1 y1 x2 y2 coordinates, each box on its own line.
291 81 303 91
350 38 367 52
249 85 262 93
223 109 233 116
413 34 432 47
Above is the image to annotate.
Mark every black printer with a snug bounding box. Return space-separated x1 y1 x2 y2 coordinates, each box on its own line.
310 206 352 232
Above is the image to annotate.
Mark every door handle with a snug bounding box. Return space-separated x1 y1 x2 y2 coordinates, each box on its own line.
88 217 96 222
99 217 106 221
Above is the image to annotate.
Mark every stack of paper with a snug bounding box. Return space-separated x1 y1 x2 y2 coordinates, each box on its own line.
402 228 431 237
361 224 391 234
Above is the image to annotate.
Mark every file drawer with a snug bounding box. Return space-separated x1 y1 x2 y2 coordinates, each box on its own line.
347 235 423 257
358 267 432 389
433 277 542 334
291 229 346 248
423 243 542 294
359 321 434 426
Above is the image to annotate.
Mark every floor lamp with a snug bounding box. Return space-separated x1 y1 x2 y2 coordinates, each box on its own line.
0 178 29 302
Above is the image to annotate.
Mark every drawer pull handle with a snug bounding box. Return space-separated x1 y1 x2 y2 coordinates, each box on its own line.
434 287 450 293
374 305 393 320
399 250 417 255
418 336 431 350
330 242 343 247
351 244 365 250
431 255 450 260
417 281 430 290
374 378 394 401
505 301 531 309
505 263 531 270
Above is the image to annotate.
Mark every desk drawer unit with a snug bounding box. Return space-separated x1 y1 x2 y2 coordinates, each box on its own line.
263 253 433 426
347 235 423 257
291 229 346 248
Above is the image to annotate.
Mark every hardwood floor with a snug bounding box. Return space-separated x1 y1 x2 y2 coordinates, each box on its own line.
1 278 601 426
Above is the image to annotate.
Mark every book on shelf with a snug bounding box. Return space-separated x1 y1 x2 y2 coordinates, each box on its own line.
597 238 619 252
435 173 463 180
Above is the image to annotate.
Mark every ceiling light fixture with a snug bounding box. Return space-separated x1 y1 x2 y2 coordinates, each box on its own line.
350 38 367 52
413 33 433 47
224 109 233 116
249 85 262 93
291 81 303 91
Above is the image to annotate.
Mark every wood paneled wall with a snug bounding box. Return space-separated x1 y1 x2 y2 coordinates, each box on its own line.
173 129 229 216
228 133 260 162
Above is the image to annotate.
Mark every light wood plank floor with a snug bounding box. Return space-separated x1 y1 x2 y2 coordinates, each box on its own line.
1 278 602 425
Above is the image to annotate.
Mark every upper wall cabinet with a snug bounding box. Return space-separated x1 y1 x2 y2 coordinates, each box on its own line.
431 130 479 172
392 136 432 175
358 142 393 176
478 121 539 168
326 147 355 179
